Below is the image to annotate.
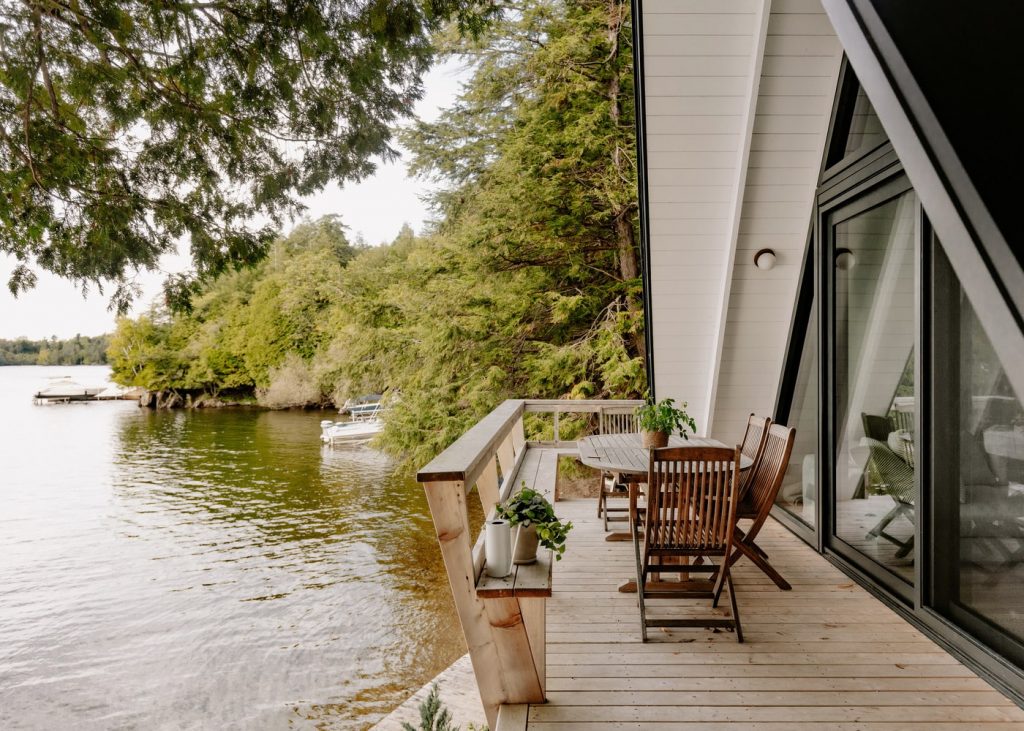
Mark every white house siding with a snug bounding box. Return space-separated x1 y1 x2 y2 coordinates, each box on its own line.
707 0 842 443
643 0 763 434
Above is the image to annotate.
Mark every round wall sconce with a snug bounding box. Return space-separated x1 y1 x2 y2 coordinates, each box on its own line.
835 247 856 271
753 248 777 271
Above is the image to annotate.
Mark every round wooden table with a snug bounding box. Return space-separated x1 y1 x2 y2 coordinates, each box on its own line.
577 433 754 592
577 433 752 481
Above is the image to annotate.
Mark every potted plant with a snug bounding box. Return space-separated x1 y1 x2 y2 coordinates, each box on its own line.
496 484 573 564
635 396 697 448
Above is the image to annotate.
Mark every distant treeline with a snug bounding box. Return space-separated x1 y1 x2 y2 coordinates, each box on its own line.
0 335 111 366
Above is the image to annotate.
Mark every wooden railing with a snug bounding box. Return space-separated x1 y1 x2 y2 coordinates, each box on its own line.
416 398 643 728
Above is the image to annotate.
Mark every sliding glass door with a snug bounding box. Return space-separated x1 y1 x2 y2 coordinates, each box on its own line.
823 179 919 595
771 58 1024 694
932 242 1024 666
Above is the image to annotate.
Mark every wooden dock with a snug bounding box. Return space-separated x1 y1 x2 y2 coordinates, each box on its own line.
499 496 1024 730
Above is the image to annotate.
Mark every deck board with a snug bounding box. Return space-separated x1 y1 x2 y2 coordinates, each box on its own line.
524 497 1024 728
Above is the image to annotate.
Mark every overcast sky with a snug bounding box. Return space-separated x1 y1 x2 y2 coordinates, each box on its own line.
0 60 468 340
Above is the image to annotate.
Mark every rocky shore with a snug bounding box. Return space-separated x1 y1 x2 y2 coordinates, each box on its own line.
138 390 256 409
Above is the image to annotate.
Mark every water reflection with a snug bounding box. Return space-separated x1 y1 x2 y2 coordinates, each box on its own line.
0 372 470 731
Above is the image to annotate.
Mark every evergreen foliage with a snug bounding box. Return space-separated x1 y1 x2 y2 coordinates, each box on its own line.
108 216 358 401
108 0 646 464
401 683 459 731
0 334 110 365
0 0 498 311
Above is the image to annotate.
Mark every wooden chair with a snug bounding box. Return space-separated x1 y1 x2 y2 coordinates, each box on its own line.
862 436 916 558
727 423 797 590
597 405 638 531
738 414 771 497
633 446 743 642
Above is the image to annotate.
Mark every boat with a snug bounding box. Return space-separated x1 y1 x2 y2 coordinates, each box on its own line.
320 416 384 445
340 393 384 417
321 394 386 444
32 377 105 404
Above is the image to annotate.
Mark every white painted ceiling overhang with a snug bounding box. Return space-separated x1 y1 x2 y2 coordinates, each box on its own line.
641 0 842 441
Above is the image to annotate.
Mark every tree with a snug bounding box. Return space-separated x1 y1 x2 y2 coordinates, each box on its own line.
107 216 355 398
403 0 645 384
106 1 647 466
0 0 497 310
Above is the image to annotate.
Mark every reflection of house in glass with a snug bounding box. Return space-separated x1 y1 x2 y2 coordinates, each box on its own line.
410 2 1024 727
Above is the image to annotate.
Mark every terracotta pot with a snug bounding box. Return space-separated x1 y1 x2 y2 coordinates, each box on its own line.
513 524 539 565
642 430 669 449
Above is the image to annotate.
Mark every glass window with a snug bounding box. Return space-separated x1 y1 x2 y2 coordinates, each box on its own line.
833 190 918 586
935 246 1024 646
843 86 888 158
825 69 890 169
777 299 817 527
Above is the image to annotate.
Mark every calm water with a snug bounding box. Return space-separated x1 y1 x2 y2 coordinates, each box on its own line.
0 366 469 730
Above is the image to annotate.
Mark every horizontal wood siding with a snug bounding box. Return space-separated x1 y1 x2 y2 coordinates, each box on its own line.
645 0 760 431
710 0 842 443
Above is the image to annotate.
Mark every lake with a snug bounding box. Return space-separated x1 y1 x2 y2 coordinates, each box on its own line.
0 365 470 730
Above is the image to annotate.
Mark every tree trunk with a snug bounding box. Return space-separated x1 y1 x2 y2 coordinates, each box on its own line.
607 0 646 369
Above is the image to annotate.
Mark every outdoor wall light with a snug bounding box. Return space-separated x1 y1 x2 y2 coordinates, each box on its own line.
754 248 777 270
835 247 856 270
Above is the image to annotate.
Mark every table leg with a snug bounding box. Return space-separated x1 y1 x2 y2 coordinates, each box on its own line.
618 482 640 591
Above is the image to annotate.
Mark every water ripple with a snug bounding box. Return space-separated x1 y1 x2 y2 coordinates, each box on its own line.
0 366 474 730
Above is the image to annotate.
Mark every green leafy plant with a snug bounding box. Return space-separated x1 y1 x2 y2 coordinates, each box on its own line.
635 396 697 438
496 484 573 560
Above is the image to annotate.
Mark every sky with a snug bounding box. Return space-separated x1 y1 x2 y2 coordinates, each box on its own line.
0 60 469 340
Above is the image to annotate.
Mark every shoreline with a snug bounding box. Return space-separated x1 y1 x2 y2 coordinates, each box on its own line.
371 654 485 731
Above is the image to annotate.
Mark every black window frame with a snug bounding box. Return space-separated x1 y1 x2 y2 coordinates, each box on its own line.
772 56 1024 702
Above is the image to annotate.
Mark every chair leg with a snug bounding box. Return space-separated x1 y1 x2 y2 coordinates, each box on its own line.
632 517 647 642
731 541 792 591
733 525 767 558
870 502 915 556
866 503 904 539
894 534 915 559
726 570 743 643
711 557 727 608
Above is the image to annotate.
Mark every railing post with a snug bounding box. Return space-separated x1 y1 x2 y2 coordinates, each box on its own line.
553 411 560 443
477 456 500 516
422 479 505 728
518 597 546 695
511 417 526 456
496 432 515 483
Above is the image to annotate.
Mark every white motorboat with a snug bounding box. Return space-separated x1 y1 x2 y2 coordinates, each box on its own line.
320 416 384 445
322 394 386 444
33 377 105 404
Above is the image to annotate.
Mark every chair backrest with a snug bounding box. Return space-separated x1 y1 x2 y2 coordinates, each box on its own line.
743 424 797 518
644 446 740 560
600 406 637 435
738 414 771 492
890 409 914 434
862 412 892 441
862 437 915 503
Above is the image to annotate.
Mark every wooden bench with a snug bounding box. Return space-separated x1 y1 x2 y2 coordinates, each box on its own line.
477 448 557 600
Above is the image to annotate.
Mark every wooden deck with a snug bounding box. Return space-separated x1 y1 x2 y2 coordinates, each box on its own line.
508 496 1024 730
